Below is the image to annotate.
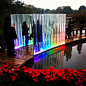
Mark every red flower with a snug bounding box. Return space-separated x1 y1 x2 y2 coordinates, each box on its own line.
33 77 39 83
78 78 83 83
36 73 40 76
73 72 77 77
45 75 50 79
66 77 70 81
62 76 65 80
73 69 77 72
69 77 74 80
58 73 62 76
82 76 85 80
75 82 78 85
12 76 16 81
9 70 12 73
50 77 53 81
34 69 39 73
54 69 60 73
22 66 27 70
32 74 36 78
46 79 49 81
7 66 11 69
4 69 9 72
28 70 33 74
84 77 86 81
0 66 4 69
24 69 29 73
44 69 51 74
15 73 19 79
14 66 20 71
50 66 54 70
52 73 55 78
1 63 86 85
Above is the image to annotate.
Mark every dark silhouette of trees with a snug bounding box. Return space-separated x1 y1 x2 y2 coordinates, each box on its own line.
78 5 86 13
61 6 73 14
55 7 63 13
0 0 86 38
45 9 51 13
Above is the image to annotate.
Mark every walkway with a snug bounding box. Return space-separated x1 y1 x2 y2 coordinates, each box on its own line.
0 45 33 67
65 29 86 44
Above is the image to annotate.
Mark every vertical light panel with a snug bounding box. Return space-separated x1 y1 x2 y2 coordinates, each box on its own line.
33 14 66 55
11 14 66 55
11 14 33 49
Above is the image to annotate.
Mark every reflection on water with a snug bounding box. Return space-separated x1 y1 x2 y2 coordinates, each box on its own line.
64 46 72 61
24 40 86 70
34 45 65 63
77 43 82 54
32 50 64 69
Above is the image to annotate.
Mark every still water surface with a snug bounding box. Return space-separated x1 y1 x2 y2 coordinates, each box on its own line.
25 40 86 70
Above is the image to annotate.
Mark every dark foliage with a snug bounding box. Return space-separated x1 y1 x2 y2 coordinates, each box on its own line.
0 0 86 37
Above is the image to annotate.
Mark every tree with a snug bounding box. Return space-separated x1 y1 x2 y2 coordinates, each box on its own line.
0 0 9 14
55 7 62 13
45 9 51 13
61 6 73 14
79 5 86 13
73 10 78 14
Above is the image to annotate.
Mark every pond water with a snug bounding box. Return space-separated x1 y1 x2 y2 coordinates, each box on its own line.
23 39 86 70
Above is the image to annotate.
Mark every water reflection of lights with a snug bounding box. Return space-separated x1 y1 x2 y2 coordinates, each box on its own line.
34 45 65 63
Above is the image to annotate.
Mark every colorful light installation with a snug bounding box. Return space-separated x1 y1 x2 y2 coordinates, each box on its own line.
11 14 66 55
11 14 33 49
33 14 66 55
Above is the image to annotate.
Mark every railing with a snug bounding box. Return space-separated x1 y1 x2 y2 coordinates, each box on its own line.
74 28 86 36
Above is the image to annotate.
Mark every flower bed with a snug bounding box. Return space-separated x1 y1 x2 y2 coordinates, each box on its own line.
0 63 86 86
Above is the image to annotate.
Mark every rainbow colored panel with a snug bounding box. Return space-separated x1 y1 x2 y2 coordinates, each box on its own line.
32 14 66 55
